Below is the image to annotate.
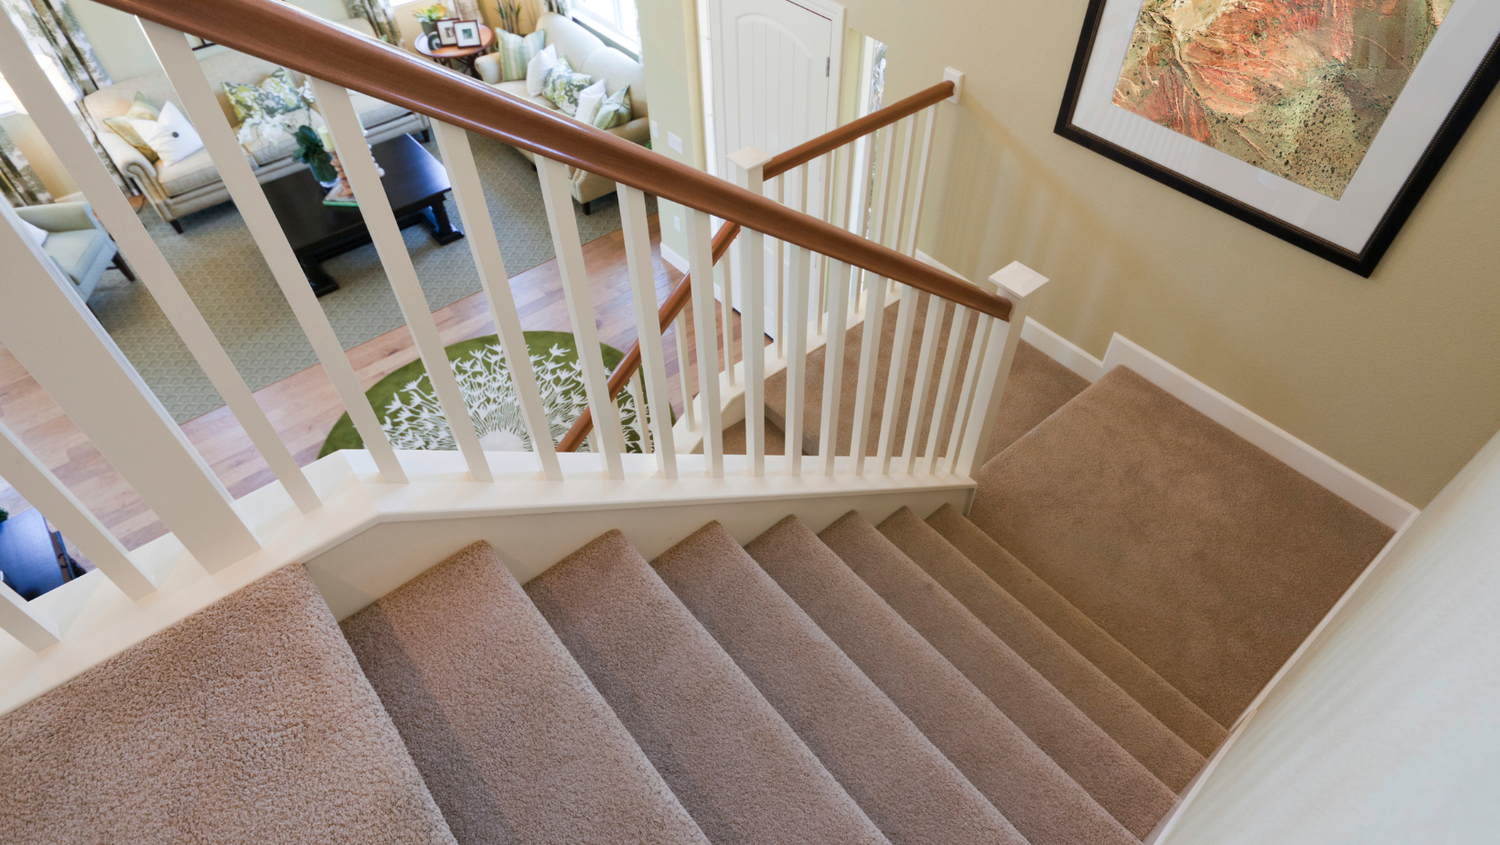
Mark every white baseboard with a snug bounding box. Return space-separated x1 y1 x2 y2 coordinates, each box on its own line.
1020 318 1105 382
659 241 689 274
1101 335 1417 530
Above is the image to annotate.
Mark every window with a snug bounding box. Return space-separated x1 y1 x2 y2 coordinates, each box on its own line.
0 55 81 119
571 0 640 54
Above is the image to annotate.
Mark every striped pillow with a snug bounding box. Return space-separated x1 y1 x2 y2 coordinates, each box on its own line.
592 85 633 130
494 29 546 83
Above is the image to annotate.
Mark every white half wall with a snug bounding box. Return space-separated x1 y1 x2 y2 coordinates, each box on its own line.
1162 428 1500 844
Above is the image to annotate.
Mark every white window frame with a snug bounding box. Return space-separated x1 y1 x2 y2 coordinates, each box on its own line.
570 0 640 55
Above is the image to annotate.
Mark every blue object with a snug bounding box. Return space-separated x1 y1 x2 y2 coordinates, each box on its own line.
0 509 80 601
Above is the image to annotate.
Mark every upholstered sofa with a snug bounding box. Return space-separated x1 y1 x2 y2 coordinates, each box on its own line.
82 18 428 232
476 13 649 212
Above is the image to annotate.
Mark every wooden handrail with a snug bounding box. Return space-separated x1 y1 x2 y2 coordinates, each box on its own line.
557 222 739 452
764 82 954 179
99 0 1011 322
558 81 958 451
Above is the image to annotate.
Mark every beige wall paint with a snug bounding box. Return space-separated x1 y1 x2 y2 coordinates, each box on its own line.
1166 426 1500 842
636 0 704 264
831 0 1499 506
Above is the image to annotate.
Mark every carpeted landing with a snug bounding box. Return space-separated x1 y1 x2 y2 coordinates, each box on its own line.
1 358 1395 844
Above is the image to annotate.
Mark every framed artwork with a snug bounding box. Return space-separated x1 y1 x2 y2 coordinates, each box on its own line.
435 18 459 47
454 19 482 48
1056 0 1500 276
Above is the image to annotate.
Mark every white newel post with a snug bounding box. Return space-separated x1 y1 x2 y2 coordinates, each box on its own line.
955 262 1049 479
729 147 773 476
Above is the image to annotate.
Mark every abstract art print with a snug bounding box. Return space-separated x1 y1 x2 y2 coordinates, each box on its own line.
1058 0 1500 275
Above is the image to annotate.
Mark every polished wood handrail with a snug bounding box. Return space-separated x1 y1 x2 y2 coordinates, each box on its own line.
559 81 957 450
557 222 739 452
764 81 954 179
100 0 1012 323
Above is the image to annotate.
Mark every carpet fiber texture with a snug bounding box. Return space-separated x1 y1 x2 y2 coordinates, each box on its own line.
819 511 1176 838
653 522 1024 845
525 530 888 845
89 135 650 422
746 516 1137 845
342 542 708 845
970 366 1394 725
0 565 455 845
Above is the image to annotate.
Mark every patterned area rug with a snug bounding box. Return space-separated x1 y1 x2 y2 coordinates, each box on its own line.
319 332 645 457
87 133 652 423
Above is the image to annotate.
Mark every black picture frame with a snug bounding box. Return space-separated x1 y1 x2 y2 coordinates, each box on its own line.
1055 0 1500 277
454 19 482 48
435 18 459 47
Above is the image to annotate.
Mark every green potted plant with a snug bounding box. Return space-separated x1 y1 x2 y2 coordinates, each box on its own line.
293 126 339 185
412 4 448 39
0 508 9 524
495 0 523 34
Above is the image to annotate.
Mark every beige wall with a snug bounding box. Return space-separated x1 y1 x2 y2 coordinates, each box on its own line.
828 0 1500 507
636 0 705 265
1166 425 1500 842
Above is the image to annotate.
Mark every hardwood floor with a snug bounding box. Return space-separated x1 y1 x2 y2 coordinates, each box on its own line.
0 213 750 553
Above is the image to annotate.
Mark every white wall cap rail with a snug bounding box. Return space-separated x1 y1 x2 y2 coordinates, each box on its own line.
0 203 261 573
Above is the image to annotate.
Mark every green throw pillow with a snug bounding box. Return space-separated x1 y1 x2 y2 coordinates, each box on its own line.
103 92 161 163
494 29 545 83
592 85 632 130
542 59 594 117
222 68 303 124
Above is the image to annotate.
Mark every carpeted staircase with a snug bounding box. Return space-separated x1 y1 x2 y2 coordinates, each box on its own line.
1 346 1395 844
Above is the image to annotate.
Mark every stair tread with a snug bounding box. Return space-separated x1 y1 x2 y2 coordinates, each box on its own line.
820 511 1176 839
721 414 790 456
970 366 1395 725
653 522 1023 845
341 543 708 845
928 504 1229 756
879 507 1205 790
525 530 889 845
746 516 1138 845
0 565 455 845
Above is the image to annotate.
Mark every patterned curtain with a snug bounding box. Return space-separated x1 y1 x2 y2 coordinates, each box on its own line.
344 0 401 45
1 0 124 186
449 0 483 21
0 124 52 206
545 0 570 16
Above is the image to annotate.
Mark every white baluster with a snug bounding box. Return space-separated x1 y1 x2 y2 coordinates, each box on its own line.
0 203 259 572
672 311 696 431
946 310 994 475
955 264 1049 477
432 121 561 480
314 80 495 482
904 295 947 474
819 260 851 476
718 255 735 385
131 22 405 485
848 270 889 475
0 585 57 651
783 245 812 476
628 371 652 455
618 184 677 478
687 209 725 477
0 420 155 599
530 155 627 479
875 285 919 475
730 147 772 477
887 114 918 260
770 173 785 360
3 19 320 513
927 304 971 474
903 106 939 257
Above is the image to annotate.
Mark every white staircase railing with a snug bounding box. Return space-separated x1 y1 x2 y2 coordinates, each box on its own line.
0 0 1044 664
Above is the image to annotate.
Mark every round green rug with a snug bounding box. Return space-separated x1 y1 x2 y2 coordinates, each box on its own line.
319 331 646 458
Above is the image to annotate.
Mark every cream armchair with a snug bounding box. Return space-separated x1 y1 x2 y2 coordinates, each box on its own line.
476 13 650 213
15 202 133 304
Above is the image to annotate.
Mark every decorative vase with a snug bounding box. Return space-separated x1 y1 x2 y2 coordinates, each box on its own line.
420 19 437 39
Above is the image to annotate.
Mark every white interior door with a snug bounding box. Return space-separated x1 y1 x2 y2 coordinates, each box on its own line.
709 0 842 334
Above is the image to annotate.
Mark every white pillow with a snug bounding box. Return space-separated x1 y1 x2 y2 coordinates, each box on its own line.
573 79 608 127
126 101 204 168
526 43 559 97
18 217 49 247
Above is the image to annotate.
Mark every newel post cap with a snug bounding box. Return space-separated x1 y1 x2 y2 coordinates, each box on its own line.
989 261 1048 300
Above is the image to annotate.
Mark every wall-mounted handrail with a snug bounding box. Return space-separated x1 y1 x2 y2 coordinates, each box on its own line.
97 0 1011 324
556 80 958 451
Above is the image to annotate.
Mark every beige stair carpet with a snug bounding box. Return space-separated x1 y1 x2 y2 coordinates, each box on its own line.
970 366 1395 725
820 511 1176 838
342 542 709 845
746 516 1138 845
653 522 1025 845
525 530 889 845
0 565 455 845
879 507 1204 790
928 503 1229 756
721 414 788 456
986 337 1092 457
